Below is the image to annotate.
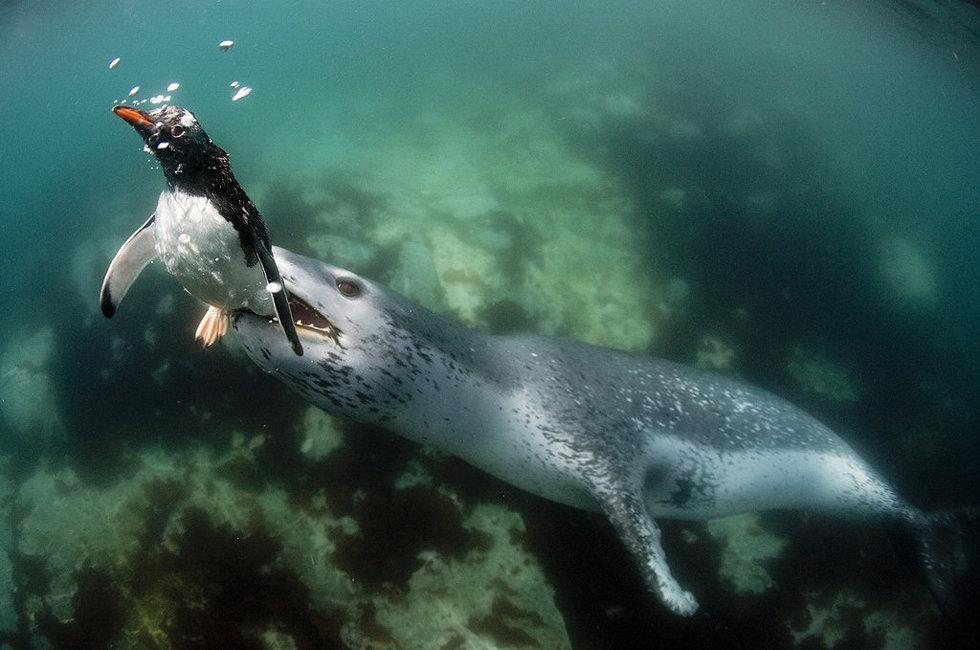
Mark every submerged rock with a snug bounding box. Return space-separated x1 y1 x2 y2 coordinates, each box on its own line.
344 504 569 649
268 91 665 352
877 237 938 309
298 406 344 461
789 590 866 648
0 534 14 636
15 445 351 643
306 233 379 271
13 434 567 647
390 236 444 309
786 348 860 403
0 466 16 635
787 590 919 649
706 514 787 596
695 334 737 372
0 327 65 447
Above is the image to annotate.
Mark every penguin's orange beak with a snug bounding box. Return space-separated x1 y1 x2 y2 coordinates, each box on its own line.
112 105 154 128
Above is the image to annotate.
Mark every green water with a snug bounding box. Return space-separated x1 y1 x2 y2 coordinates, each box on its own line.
0 1 978 647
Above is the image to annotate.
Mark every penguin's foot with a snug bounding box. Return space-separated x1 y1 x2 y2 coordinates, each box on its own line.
195 305 229 348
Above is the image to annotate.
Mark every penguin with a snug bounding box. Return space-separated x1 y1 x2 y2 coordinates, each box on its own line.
100 104 303 355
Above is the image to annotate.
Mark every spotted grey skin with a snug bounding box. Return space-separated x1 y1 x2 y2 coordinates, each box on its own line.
233 247 956 616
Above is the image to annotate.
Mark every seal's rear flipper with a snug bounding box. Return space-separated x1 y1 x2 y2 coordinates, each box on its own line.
889 507 980 620
100 213 157 317
254 237 303 356
594 482 699 615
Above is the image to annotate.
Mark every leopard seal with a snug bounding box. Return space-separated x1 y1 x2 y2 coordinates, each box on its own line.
232 247 968 616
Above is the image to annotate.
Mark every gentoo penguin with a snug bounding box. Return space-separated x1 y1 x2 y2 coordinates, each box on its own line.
100 104 303 355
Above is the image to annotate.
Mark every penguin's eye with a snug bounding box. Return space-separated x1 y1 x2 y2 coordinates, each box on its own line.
171 125 186 138
336 278 362 298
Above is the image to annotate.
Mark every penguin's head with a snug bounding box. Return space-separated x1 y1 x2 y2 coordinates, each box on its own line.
112 104 212 177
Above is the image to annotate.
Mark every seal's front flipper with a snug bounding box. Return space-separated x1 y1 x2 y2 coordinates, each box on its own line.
595 483 699 615
100 213 157 317
253 237 303 356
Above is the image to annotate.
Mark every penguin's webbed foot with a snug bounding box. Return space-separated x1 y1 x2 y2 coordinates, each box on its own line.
195 305 229 348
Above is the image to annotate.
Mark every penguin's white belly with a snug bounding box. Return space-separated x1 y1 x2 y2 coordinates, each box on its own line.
154 191 273 315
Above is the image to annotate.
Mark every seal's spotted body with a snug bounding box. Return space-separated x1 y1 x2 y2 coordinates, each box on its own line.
234 248 961 616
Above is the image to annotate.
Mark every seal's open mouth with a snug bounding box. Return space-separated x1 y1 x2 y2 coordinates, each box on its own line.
243 294 342 345
288 295 342 344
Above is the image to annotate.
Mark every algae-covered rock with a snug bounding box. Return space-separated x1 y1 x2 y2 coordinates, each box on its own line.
0 327 65 447
17 464 146 622
789 590 866 648
787 591 919 649
877 237 938 309
390 236 445 309
264 89 665 353
345 504 570 650
863 609 920 649
14 428 568 647
0 462 16 635
695 334 737 372
15 444 354 644
0 532 14 635
306 233 380 271
298 407 345 462
786 348 860 402
706 514 787 595
393 459 434 490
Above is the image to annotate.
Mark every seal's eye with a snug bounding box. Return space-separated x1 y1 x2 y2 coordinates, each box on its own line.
336 278 361 298
171 125 185 138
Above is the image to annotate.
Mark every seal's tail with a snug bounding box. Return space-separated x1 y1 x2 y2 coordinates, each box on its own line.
886 507 979 618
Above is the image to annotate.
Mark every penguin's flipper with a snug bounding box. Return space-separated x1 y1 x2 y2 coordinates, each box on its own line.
100 213 157 318
253 237 303 356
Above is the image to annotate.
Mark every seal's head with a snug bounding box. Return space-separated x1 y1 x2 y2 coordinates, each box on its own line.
112 104 212 181
232 248 423 423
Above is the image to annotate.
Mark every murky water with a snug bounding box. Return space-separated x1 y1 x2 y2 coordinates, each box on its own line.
0 1 977 647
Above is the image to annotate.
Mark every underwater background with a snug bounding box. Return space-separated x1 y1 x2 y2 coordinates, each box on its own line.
0 0 978 647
